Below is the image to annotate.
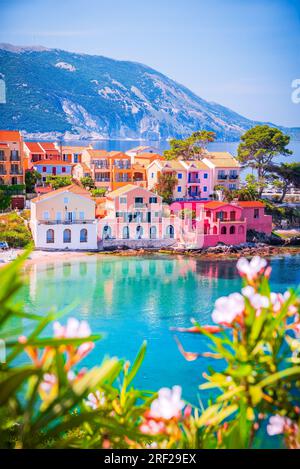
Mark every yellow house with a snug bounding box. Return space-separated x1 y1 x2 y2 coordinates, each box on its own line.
202 152 240 191
30 185 98 250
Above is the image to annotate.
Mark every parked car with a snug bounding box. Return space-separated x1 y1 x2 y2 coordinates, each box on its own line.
0 242 9 250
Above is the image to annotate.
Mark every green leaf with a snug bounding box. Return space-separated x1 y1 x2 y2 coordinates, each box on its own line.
258 366 300 388
126 341 147 387
0 367 41 405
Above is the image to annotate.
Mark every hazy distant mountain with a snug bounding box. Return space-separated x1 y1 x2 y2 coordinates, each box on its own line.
0 44 299 141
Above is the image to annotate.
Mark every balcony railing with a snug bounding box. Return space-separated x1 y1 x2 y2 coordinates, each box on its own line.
229 174 239 180
217 175 228 180
38 219 96 225
114 164 131 169
134 203 147 208
95 178 110 182
10 169 23 175
0 169 7 175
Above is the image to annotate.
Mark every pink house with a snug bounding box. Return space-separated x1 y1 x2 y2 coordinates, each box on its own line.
97 184 179 242
235 201 272 234
198 201 247 247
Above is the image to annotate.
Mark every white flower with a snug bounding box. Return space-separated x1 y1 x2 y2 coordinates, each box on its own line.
85 390 105 410
267 415 291 436
53 318 91 338
212 293 245 325
149 386 185 420
250 294 270 309
242 286 255 298
237 256 267 280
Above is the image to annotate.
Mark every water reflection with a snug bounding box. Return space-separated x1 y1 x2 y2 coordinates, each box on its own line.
19 254 300 405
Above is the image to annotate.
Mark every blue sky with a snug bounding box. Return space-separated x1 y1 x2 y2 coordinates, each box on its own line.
1 0 299 126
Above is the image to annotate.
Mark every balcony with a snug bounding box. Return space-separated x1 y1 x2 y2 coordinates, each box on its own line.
114 163 131 170
10 169 23 175
134 203 147 208
94 164 109 170
217 174 228 180
0 168 7 175
229 174 239 180
38 219 96 225
95 177 110 182
10 153 20 161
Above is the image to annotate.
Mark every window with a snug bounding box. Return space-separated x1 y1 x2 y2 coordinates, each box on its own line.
103 225 112 239
46 229 54 243
120 197 127 204
229 226 236 235
166 225 175 239
151 173 154 178
64 197 68 204
80 229 88 243
135 197 143 204
254 208 259 219
204 173 208 179
123 226 129 239
177 186 182 193
203 186 207 192
56 212 62 222
63 229 71 243
62 167 66 173
42 166 46 172
79 211 84 220
43 211 49 220
213 226 218 235
230 211 236 221
149 197 157 204
150 226 157 239
178 173 182 179
136 225 143 239
238 225 244 234
221 226 227 235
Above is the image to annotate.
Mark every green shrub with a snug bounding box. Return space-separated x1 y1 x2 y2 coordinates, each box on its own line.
0 213 32 247
91 187 106 197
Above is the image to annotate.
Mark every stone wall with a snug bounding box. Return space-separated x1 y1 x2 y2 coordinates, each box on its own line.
100 238 176 250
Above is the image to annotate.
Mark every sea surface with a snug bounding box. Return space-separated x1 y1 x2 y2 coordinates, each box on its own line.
16 253 300 406
63 139 300 164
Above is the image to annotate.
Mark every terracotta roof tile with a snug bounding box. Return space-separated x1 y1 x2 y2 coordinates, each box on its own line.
236 201 265 208
33 159 72 166
0 130 22 141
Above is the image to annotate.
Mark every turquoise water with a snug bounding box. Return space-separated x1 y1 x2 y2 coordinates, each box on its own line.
18 253 300 405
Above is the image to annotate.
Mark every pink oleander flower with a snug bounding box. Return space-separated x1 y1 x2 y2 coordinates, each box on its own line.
85 390 105 410
242 286 269 309
53 318 91 338
237 256 267 281
212 293 245 325
148 386 185 420
140 419 166 435
267 415 292 436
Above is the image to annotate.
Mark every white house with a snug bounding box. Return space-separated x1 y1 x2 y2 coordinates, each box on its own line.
30 185 98 250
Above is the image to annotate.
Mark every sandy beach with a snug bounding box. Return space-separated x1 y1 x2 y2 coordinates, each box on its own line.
0 242 299 268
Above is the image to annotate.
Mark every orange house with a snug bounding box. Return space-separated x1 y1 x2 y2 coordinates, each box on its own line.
0 130 24 185
81 149 147 191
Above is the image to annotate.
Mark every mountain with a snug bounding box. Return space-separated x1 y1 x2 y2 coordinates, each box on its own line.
0 43 299 141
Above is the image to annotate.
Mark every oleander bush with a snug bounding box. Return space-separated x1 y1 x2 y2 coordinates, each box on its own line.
0 253 299 448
